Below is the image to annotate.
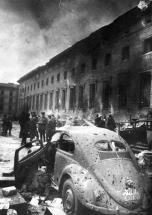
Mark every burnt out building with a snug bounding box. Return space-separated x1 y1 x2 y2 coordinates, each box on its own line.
0 83 19 117
18 3 152 122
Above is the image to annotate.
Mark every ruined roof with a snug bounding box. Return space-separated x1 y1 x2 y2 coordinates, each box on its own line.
18 3 152 83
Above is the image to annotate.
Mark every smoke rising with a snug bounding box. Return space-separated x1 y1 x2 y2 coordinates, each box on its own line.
0 0 138 83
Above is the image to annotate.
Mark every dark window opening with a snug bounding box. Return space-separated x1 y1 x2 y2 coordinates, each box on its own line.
89 83 96 108
44 93 48 110
40 94 43 109
34 83 36 90
144 37 152 53
37 82 40 89
62 89 67 109
139 73 151 107
41 80 44 87
78 85 84 108
81 63 86 74
145 14 152 24
55 90 60 109
64 71 67 80
69 86 76 109
46 78 49 85
92 58 98 70
51 76 54 84
102 82 111 109
32 95 35 109
122 46 130 60
105 53 111 66
57 73 60 82
72 68 75 78
59 134 75 153
28 86 29 92
36 94 39 110
49 92 54 109
31 85 32 91
118 84 127 108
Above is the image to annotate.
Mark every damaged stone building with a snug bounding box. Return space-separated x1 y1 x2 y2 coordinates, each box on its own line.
18 3 152 122
0 83 19 117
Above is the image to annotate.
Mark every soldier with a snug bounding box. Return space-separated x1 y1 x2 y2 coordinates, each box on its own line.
2 114 7 136
38 112 48 142
106 114 116 131
19 111 30 145
46 114 56 142
29 112 39 141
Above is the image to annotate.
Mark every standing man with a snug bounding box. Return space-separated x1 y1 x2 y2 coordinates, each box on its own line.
38 112 48 142
29 112 39 141
46 114 56 142
106 114 116 131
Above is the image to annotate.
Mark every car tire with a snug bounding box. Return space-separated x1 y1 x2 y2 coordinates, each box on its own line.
62 179 83 215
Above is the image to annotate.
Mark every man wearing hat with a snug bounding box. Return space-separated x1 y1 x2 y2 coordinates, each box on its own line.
38 112 48 142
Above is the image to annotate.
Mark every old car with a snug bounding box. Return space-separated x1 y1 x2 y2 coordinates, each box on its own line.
14 126 151 215
50 127 151 214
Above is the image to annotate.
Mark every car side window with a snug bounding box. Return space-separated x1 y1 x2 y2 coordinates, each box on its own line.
59 133 75 153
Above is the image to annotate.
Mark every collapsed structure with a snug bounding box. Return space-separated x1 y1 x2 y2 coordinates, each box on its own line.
18 2 152 122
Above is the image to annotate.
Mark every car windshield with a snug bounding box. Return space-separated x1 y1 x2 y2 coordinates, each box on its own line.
95 140 126 152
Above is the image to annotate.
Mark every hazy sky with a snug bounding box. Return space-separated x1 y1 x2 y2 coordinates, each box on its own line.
0 0 139 83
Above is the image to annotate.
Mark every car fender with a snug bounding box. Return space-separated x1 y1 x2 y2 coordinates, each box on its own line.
58 163 109 206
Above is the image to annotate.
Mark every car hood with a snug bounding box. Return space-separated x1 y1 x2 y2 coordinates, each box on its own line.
91 157 144 209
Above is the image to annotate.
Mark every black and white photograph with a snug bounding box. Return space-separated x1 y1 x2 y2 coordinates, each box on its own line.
0 0 152 214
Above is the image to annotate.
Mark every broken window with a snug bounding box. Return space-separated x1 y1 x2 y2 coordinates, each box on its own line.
71 68 75 78
89 83 96 108
80 63 86 74
144 13 152 24
36 94 39 109
69 86 76 109
139 72 151 107
62 89 67 109
57 73 60 82
118 84 127 108
37 82 40 89
64 71 67 80
32 95 35 110
44 93 48 110
92 58 98 70
49 91 54 109
104 53 111 66
59 134 75 153
40 94 43 109
102 82 111 109
41 80 44 87
144 37 152 53
78 85 84 108
34 83 36 90
51 76 54 84
55 89 60 109
118 73 129 108
46 78 49 85
122 46 130 60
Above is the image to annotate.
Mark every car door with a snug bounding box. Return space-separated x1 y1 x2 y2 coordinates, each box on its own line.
53 132 77 185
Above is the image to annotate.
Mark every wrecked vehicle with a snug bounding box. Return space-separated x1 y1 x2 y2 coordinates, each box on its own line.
14 127 151 215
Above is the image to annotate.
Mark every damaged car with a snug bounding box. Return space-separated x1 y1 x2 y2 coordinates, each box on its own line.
14 126 151 215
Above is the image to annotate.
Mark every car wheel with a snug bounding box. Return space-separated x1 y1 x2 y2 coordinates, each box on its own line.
62 179 82 215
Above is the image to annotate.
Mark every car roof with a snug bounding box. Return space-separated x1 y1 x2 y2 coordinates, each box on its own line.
60 126 123 145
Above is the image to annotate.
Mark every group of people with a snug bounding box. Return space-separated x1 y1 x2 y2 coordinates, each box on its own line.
19 111 56 145
1 114 13 136
95 113 116 131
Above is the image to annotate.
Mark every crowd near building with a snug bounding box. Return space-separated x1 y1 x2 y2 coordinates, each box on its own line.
0 83 18 117
17 2 152 122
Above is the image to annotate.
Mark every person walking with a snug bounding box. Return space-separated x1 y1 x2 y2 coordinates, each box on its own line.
38 112 48 142
2 114 7 136
6 114 13 136
46 114 56 142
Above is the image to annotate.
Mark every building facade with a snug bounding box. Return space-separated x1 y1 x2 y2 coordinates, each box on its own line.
0 83 19 117
18 3 152 122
